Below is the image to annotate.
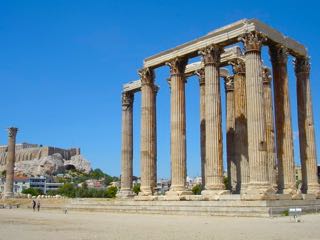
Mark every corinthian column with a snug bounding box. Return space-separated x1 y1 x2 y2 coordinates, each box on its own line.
262 67 277 190
199 45 227 195
240 32 274 199
166 57 191 196
294 57 320 198
139 68 157 196
4 127 18 198
196 69 206 187
269 45 296 195
118 92 135 198
224 76 236 192
230 59 249 193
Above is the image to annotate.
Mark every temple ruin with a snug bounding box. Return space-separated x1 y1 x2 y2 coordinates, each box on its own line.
118 19 320 201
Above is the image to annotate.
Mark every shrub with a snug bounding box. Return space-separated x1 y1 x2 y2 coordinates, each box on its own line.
22 188 43 196
106 186 118 198
133 184 140 195
192 184 202 195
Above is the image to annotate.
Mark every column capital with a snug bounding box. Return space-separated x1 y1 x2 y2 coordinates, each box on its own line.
239 31 267 53
122 92 134 110
294 56 310 74
229 58 246 75
269 44 288 64
7 127 18 138
139 67 155 86
224 76 234 92
195 68 205 85
165 57 188 76
199 45 223 66
262 67 272 84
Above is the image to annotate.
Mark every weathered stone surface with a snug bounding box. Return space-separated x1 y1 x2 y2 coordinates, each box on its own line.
64 155 91 174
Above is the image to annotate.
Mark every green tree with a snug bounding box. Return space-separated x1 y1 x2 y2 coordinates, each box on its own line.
133 183 140 195
192 184 202 195
22 188 43 196
106 186 118 198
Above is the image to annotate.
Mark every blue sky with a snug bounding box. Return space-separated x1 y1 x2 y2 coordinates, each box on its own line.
0 0 319 178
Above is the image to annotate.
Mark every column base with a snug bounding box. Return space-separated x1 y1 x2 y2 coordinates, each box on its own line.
139 186 153 197
241 184 277 200
201 190 230 200
3 192 14 199
134 195 158 201
307 184 320 199
116 190 136 199
165 189 193 197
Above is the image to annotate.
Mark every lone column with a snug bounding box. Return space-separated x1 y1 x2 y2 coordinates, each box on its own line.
166 57 191 196
240 32 274 199
196 69 206 187
200 45 227 195
4 127 18 198
231 59 249 193
139 68 157 196
262 67 277 190
294 57 320 198
118 92 135 198
269 45 296 195
224 76 236 192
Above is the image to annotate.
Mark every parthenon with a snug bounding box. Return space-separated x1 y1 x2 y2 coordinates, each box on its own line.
118 19 319 201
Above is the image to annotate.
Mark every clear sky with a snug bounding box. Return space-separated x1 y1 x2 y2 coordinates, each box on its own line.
0 0 319 178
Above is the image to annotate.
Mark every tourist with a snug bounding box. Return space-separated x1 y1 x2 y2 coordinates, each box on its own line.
32 200 36 212
37 200 40 212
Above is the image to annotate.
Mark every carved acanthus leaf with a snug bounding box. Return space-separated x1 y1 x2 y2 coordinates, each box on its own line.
165 57 188 75
122 92 134 109
229 58 245 75
199 45 223 66
262 67 272 84
269 44 288 64
8 127 18 138
195 68 205 85
138 67 155 86
239 31 267 52
224 76 234 91
294 56 310 74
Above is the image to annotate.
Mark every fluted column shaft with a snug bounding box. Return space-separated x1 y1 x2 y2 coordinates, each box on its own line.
197 69 206 187
119 92 134 197
295 57 320 197
241 32 271 194
232 60 249 193
139 68 156 196
263 67 277 189
200 45 225 191
270 45 296 194
225 76 236 192
4 127 18 198
167 58 189 194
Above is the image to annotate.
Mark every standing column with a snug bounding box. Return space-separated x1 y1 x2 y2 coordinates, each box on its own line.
196 69 206 187
3 127 18 198
118 92 135 198
240 32 274 199
225 76 236 192
262 67 277 190
166 57 191 196
200 45 227 195
231 59 249 193
139 68 157 196
294 57 320 198
269 45 296 195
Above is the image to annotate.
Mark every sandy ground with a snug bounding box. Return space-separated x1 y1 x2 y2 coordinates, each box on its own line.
0 208 320 240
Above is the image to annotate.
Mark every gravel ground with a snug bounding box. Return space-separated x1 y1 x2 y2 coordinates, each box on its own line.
0 208 319 240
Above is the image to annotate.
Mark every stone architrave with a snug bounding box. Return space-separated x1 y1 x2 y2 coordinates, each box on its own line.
269 45 296 195
230 59 249 193
118 92 135 198
138 68 157 196
240 32 275 199
3 127 18 198
199 45 227 195
196 69 206 187
166 57 192 196
262 67 277 190
224 76 236 193
294 57 320 198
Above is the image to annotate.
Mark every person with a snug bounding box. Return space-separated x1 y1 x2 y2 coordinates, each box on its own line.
37 200 40 212
32 200 36 212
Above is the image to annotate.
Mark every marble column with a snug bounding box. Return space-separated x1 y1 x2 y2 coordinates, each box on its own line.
240 32 274 198
139 68 157 196
166 57 191 195
196 69 206 187
231 59 249 193
294 57 320 198
269 45 296 195
118 92 135 198
262 67 277 190
199 45 226 194
225 76 236 192
4 127 18 198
